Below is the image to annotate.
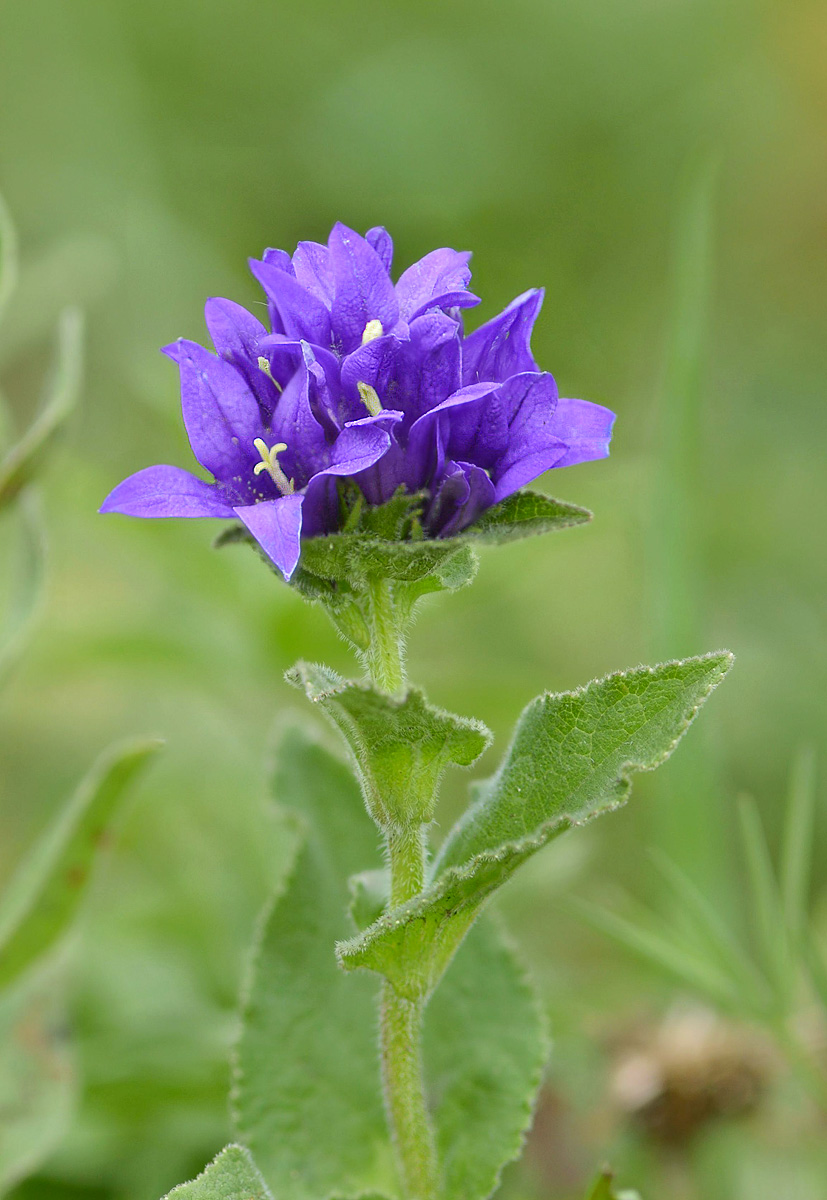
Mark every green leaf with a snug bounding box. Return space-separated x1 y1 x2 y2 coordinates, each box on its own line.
338 653 733 998
0 307 84 508
233 728 548 1200
0 491 47 690
0 737 162 991
286 661 491 826
161 1145 273 1200
463 490 591 545
425 918 547 1200
232 728 395 1200
0 962 75 1195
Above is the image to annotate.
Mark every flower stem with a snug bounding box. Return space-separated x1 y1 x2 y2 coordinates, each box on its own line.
380 983 440 1200
380 828 438 1200
364 578 438 1197
366 575 405 694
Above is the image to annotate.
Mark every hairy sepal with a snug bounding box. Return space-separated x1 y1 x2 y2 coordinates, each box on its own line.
337 653 733 998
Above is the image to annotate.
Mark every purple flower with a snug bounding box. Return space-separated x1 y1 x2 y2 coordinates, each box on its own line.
101 223 614 579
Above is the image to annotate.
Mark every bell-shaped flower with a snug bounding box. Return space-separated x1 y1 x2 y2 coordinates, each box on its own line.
102 223 614 579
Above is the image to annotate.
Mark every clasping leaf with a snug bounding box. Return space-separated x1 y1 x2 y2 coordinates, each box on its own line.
286 661 491 828
337 653 733 999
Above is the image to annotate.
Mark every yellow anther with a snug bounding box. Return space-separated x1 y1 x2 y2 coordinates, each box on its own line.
357 381 382 417
361 319 384 345
252 438 294 494
257 356 282 392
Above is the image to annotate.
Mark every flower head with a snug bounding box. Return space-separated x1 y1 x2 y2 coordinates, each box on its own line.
101 223 614 579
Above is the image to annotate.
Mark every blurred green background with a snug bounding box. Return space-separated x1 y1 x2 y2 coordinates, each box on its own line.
0 0 825 1197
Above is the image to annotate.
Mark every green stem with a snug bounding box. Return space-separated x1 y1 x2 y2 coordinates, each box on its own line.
366 575 405 693
380 983 439 1200
363 575 438 1197
381 826 438 1197
387 824 426 907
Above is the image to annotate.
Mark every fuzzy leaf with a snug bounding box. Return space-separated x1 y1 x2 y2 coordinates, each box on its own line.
232 729 395 1200
0 963 75 1195
0 738 162 991
0 307 84 508
338 653 733 997
464 490 591 545
161 1145 273 1200
286 661 491 826
233 728 547 1200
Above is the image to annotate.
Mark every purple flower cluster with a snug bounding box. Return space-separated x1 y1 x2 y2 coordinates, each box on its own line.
101 224 614 579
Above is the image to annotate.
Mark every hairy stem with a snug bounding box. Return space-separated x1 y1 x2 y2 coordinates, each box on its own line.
380 983 440 1200
364 577 438 1197
366 575 405 693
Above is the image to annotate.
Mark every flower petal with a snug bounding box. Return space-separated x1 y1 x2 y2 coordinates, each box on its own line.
462 288 544 385
427 460 496 537
365 226 394 273
100 465 237 518
547 396 616 468
340 333 401 411
163 339 263 483
234 494 304 580
395 248 480 322
328 223 399 352
391 312 461 427
292 241 335 306
406 382 500 485
249 257 332 346
490 371 564 499
204 297 283 416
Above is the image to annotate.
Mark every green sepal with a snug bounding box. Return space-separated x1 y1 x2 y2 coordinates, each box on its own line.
160 1145 273 1200
0 737 162 991
0 307 84 509
217 490 588 607
337 653 733 999
286 660 491 828
462 489 591 544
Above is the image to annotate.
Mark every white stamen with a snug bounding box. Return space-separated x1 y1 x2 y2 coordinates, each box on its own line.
253 438 294 494
257 356 282 392
361 319 384 345
357 381 382 417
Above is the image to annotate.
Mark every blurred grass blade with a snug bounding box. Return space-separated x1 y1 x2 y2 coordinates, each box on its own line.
650 158 716 661
780 746 817 937
572 898 742 1009
649 849 770 1014
0 737 162 991
0 306 84 508
737 794 791 1011
0 491 48 690
0 192 18 330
